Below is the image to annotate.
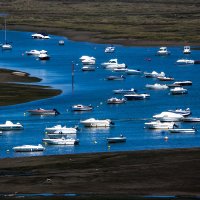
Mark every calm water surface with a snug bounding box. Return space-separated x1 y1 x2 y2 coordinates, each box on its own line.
0 30 200 158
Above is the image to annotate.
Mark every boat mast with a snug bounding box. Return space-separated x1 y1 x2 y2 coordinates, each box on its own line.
4 17 7 43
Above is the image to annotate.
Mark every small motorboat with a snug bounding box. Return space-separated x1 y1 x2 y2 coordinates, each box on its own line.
124 93 150 100
144 121 176 129
170 87 188 95
168 128 197 134
144 71 165 78
2 43 12 50
156 47 170 56
31 33 50 39
153 112 184 122
81 57 96 65
80 118 114 127
145 83 168 90
72 104 93 111
26 49 47 56
113 68 128 72
173 81 192 86
45 125 78 134
43 137 79 145
176 59 194 65
101 59 126 69
106 75 125 81
157 76 174 81
81 66 95 71
58 40 65 45
183 46 191 54
107 97 126 104
126 69 142 75
105 46 115 53
107 135 126 143
182 117 200 122
167 108 191 117
38 53 50 60
27 108 60 115
13 144 45 152
0 121 23 130
113 88 136 94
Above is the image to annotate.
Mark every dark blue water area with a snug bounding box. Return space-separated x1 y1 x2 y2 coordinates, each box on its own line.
0 30 200 158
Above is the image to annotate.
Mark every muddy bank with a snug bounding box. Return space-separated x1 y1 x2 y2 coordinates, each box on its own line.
0 148 199 199
0 68 61 106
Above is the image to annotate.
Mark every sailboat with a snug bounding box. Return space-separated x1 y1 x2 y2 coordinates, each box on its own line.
1 18 12 50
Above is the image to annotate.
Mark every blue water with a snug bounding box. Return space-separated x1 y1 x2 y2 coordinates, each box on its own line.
0 30 200 158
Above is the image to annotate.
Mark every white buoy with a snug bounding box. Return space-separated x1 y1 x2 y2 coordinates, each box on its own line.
164 136 168 141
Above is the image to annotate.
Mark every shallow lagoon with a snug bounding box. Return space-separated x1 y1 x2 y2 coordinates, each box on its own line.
0 30 200 158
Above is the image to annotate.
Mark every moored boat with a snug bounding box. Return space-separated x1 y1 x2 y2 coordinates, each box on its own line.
124 93 150 100
43 137 79 145
101 59 126 69
80 118 114 127
81 66 95 71
183 46 191 54
144 121 176 129
106 75 125 81
170 87 188 95
153 112 184 122
107 97 126 104
105 46 115 53
167 108 191 117
182 117 200 122
126 69 142 75
173 81 192 86
176 59 194 65
156 47 170 56
13 144 45 152
72 104 93 111
38 53 50 60
168 128 197 134
113 88 136 94
144 71 165 78
45 125 78 134
107 135 126 143
0 121 23 130
157 76 174 81
27 108 60 115
145 83 168 90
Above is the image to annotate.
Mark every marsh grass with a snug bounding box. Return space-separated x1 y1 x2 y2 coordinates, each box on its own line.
0 0 200 44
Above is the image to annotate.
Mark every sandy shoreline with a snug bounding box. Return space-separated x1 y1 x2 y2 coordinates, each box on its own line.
0 148 200 199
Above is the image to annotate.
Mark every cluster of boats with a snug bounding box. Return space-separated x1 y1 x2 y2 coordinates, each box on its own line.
144 108 199 134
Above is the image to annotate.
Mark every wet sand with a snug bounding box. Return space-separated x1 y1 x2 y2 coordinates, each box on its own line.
0 148 200 199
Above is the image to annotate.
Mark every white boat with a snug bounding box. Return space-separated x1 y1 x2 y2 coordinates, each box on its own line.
157 47 170 55
105 46 115 53
0 121 23 130
183 46 191 54
81 57 96 65
153 112 184 122
43 137 79 145
38 53 50 60
157 76 174 81
58 40 65 45
145 83 168 90
26 49 47 56
170 87 188 95
168 128 197 134
107 97 126 104
31 33 50 39
182 117 200 122
101 59 126 69
107 135 126 143
167 108 191 117
80 118 114 127
13 144 45 152
113 68 128 72
81 66 95 71
80 56 96 65
45 125 78 134
176 59 194 65
124 93 150 100
113 88 136 94
72 104 93 111
173 81 192 86
144 121 176 129
126 69 142 75
144 71 165 78
27 108 60 115
1 18 12 50
106 75 125 80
